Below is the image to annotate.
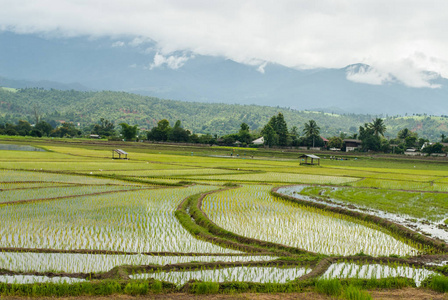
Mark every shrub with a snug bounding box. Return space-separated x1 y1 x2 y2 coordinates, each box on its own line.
191 282 220 294
315 278 342 296
150 280 163 293
123 281 149 295
428 275 448 293
344 285 372 300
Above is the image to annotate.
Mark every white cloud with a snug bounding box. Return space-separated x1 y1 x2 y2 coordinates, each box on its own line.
149 52 191 70
2 0 448 87
257 62 268 74
112 41 124 47
346 65 392 85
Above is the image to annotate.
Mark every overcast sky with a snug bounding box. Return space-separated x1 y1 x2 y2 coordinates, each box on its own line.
1 0 448 87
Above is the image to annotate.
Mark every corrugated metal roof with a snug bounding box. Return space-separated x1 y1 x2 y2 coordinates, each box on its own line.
114 149 128 155
299 154 320 159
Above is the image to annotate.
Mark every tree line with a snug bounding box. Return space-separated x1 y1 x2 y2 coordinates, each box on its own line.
1 114 447 154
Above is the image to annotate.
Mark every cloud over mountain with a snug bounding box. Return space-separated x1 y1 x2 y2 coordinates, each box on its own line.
1 1 448 87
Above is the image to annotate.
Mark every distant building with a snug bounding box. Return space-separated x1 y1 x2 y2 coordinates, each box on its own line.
252 137 264 145
404 148 420 156
343 139 362 152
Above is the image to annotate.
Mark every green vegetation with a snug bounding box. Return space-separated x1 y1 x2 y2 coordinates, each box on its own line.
0 138 447 297
298 186 448 221
1 88 448 140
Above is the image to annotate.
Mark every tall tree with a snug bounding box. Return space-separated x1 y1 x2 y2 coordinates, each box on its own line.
262 123 277 147
303 120 320 147
119 123 138 141
238 122 252 144
147 119 171 141
275 113 289 146
369 118 386 137
169 120 190 142
398 128 411 140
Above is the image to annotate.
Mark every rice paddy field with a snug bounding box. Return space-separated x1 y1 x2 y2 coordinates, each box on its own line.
0 138 447 296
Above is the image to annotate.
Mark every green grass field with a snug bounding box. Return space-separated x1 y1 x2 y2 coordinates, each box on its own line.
0 137 447 296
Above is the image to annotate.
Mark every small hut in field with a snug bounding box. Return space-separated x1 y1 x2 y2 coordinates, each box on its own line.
299 154 320 165
112 149 128 160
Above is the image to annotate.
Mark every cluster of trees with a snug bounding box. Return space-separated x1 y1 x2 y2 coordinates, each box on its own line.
2 114 447 154
0 120 80 138
3 87 448 141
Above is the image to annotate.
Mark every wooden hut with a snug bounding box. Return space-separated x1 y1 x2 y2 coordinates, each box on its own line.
299 154 321 165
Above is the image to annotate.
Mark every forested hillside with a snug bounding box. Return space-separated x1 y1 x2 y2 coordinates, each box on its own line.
0 87 446 140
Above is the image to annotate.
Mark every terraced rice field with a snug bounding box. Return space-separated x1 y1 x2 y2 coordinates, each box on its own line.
0 142 447 293
131 266 311 286
202 185 418 256
0 173 235 253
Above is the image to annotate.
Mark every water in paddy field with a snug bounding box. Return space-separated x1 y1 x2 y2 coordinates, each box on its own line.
278 185 448 243
131 266 311 286
0 144 45 151
321 263 436 287
0 275 85 284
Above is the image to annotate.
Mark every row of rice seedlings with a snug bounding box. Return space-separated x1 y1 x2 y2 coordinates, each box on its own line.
0 161 190 172
190 172 358 185
0 170 144 186
0 252 275 273
124 177 186 185
348 178 431 191
131 265 310 286
322 261 437 287
203 185 418 256
423 183 448 192
0 182 71 190
0 275 86 284
286 185 448 222
86 168 243 177
0 185 144 203
0 186 240 253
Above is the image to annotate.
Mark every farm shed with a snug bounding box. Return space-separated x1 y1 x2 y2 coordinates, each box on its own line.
343 139 362 152
112 149 128 159
299 154 321 165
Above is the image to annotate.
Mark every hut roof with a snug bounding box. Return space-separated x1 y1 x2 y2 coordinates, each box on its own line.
298 154 320 159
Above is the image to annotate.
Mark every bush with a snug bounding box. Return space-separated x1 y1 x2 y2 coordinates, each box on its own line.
191 282 220 294
344 285 372 300
150 280 163 293
123 281 149 295
428 275 448 293
315 278 342 296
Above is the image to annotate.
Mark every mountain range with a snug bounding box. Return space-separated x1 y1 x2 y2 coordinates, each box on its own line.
0 31 447 115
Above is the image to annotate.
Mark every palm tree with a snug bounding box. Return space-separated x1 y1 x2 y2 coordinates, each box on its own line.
369 118 386 137
303 120 320 147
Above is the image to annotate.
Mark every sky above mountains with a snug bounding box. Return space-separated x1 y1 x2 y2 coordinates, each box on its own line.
1 0 448 89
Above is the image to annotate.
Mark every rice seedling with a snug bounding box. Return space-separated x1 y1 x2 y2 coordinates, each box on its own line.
0 275 85 284
0 184 144 203
190 172 358 185
0 170 145 186
0 252 275 273
0 185 240 253
203 185 418 256
131 266 310 286
322 262 436 287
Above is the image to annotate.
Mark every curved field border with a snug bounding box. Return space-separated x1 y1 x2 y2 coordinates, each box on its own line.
176 188 321 259
0 187 447 295
272 185 448 254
